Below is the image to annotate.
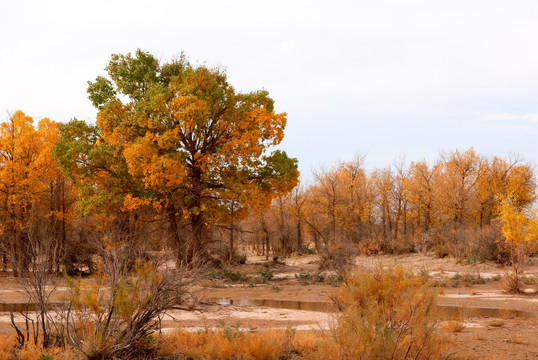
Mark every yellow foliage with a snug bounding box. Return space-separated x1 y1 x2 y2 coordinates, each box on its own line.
497 194 537 248
160 328 318 360
318 266 450 360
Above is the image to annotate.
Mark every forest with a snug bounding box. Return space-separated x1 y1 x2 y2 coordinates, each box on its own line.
0 50 536 359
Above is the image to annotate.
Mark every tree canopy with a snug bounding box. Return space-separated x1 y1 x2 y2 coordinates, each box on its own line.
54 49 299 263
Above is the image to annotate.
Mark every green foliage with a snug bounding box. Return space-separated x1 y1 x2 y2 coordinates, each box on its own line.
54 48 299 262
250 266 274 284
298 245 315 255
317 273 343 287
52 119 138 215
217 320 246 341
295 271 312 285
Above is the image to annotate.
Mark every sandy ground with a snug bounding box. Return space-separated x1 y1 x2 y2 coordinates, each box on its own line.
0 253 536 359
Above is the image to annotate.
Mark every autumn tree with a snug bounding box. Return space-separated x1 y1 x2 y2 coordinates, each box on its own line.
475 155 535 228
497 194 538 292
371 168 395 248
0 111 73 276
55 49 298 264
435 149 485 230
248 148 535 262
306 155 371 255
290 184 308 252
405 160 438 236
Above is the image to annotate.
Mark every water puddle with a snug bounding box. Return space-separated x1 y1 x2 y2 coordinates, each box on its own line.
2 299 536 320
212 298 331 312
439 305 537 319
209 298 538 319
0 303 61 312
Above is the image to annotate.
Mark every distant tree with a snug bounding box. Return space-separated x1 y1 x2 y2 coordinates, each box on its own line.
404 160 438 234
55 49 299 264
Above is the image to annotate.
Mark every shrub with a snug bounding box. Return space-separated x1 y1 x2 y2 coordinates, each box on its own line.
63 240 195 359
230 253 247 265
295 271 312 285
204 268 248 283
443 321 465 333
0 335 15 360
499 271 521 294
487 320 504 327
298 245 315 255
250 265 274 284
317 273 343 287
468 222 505 262
319 266 451 360
319 244 356 275
507 334 525 344
159 328 318 359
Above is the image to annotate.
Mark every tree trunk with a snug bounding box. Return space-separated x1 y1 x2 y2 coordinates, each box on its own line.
296 218 302 252
167 204 183 266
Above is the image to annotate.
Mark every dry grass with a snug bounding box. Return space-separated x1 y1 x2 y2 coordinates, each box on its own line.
487 319 504 327
0 336 76 360
160 328 319 359
0 335 15 360
507 333 525 344
444 321 465 333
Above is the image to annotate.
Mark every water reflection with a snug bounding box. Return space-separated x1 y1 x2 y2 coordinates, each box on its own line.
2 299 536 320
215 298 331 312
211 298 538 319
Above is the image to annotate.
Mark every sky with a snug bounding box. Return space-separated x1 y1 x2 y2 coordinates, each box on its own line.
2 0 538 180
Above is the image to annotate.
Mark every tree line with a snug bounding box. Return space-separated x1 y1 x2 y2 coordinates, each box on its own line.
0 49 536 276
245 149 536 264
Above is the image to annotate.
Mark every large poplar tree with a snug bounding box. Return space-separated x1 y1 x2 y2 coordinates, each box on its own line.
55 49 299 264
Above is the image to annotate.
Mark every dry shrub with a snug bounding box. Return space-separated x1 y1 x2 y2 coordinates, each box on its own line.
468 222 505 262
507 333 525 344
487 320 504 327
319 243 356 275
62 239 195 360
0 335 15 360
12 341 72 360
443 321 465 333
159 328 318 359
319 266 452 360
499 271 522 294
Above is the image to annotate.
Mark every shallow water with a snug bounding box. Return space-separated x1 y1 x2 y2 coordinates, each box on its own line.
210 298 538 319
2 299 536 319
0 303 61 312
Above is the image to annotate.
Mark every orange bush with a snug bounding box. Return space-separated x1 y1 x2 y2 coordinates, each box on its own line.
317 266 451 360
159 328 318 359
0 335 15 360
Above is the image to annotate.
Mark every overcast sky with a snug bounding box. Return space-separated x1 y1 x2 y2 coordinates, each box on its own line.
2 0 538 179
